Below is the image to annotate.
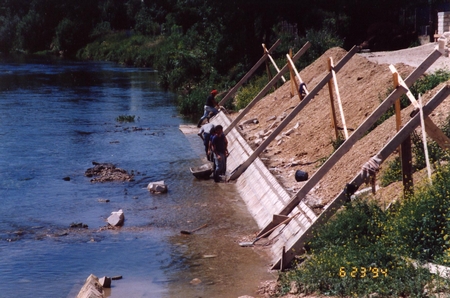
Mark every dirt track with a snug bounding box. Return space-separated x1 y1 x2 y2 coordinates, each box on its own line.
360 42 449 73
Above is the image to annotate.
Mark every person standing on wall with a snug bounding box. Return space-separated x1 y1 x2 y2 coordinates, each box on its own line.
210 125 229 182
197 122 215 161
197 90 219 127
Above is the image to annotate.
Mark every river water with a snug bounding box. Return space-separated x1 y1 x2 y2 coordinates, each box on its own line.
0 56 273 298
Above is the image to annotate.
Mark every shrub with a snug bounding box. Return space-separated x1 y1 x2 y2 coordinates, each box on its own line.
234 75 269 110
279 164 450 296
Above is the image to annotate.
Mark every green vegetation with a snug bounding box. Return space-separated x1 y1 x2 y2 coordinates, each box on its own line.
115 115 135 123
379 113 450 187
370 70 450 133
279 164 450 296
0 0 443 117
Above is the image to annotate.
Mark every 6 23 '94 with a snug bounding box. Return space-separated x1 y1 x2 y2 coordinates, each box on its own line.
339 267 388 278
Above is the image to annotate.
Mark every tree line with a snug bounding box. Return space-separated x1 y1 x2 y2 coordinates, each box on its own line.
0 0 448 115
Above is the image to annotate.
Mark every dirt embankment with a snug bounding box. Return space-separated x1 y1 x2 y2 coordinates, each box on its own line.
230 45 450 215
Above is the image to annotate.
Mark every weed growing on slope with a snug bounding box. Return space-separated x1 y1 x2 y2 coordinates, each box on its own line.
278 164 450 296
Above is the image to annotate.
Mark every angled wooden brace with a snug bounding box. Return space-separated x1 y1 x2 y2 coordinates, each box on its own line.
223 42 311 135
285 53 309 99
228 45 359 181
390 64 450 150
218 39 281 107
263 44 286 83
257 49 442 236
272 85 450 270
329 57 348 139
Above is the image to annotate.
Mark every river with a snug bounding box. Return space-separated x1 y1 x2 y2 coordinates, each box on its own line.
0 55 273 298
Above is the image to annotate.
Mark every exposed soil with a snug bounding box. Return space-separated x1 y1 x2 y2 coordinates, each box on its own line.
227 44 450 297
229 45 450 213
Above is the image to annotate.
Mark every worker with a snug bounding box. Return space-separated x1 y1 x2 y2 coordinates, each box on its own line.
198 123 215 161
197 90 219 127
210 125 229 182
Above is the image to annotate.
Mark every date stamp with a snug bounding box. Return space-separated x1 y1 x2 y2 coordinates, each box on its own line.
339 266 388 278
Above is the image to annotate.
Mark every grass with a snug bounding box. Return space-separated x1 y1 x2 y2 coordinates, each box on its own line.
278 162 450 296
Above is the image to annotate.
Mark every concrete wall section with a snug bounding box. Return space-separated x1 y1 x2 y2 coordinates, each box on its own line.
211 111 318 267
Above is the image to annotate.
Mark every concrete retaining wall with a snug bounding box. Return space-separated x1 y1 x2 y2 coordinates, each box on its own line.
211 112 317 264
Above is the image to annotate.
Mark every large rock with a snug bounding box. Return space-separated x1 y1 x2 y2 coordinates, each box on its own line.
85 162 134 183
147 181 168 193
77 274 104 298
107 209 124 227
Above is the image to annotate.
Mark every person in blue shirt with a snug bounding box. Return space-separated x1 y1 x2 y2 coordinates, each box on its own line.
198 123 215 161
210 125 229 182
197 90 219 127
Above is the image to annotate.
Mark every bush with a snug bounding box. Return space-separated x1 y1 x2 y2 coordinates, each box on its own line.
234 75 269 110
279 164 450 296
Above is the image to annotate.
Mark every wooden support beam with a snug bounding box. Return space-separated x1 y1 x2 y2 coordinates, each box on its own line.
223 42 311 135
218 39 281 107
228 45 359 180
289 49 296 97
389 64 419 109
391 71 402 132
327 59 339 139
424 117 450 150
285 54 301 99
272 85 450 270
263 44 286 83
260 50 442 235
419 95 433 183
329 57 349 139
286 53 309 98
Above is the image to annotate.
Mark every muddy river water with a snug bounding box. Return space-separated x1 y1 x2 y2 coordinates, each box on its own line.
0 55 274 297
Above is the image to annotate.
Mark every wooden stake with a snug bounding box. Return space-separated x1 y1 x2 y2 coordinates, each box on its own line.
289 49 295 97
389 64 419 109
327 58 339 140
287 60 300 99
329 57 348 139
391 71 402 131
286 54 309 95
263 44 286 83
419 94 432 184
218 39 281 107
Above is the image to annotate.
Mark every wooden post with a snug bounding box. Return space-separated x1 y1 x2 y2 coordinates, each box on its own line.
329 57 349 139
218 39 281 107
228 46 359 180
289 49 295 97
419 94 432 184
285 54 301 99
327 58 339 140
270 85 450 270
391 71 402 132
262 50 441 221
263 44 286 83
286 53 309 99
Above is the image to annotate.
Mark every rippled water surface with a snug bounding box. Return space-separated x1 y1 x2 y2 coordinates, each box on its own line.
0 56 272 298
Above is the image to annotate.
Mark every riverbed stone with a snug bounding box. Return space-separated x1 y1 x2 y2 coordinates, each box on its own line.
107 209 124 227
147 181 168 193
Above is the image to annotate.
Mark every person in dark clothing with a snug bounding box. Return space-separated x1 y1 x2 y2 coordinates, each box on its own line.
197 90 219 127
210 125 228 182
197 123 215 161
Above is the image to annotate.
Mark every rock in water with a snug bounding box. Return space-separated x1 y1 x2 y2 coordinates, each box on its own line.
107 209 124 227
147 181 168 193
